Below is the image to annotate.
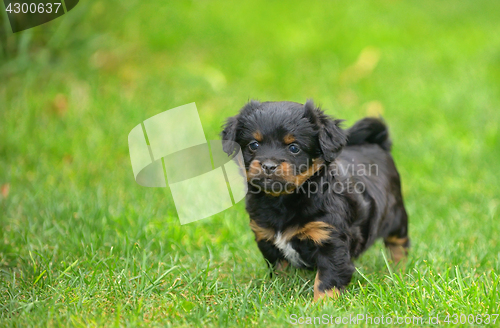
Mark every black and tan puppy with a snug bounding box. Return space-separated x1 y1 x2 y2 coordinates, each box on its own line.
221 100 409 301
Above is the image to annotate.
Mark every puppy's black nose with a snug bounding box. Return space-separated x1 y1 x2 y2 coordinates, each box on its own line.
261 161 278 175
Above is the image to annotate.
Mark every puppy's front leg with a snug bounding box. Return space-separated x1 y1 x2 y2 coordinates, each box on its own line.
314 240 355 301
256 240 286 275
275 259 289 271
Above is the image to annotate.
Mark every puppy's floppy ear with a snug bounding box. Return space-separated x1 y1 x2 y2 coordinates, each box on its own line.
304 99 347 162
220 100 261 155
221 115 239 155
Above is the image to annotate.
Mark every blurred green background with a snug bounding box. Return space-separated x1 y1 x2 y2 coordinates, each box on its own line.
1 1 499 326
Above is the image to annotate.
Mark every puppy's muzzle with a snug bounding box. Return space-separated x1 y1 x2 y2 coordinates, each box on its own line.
261 160 279 175
248 159 288 180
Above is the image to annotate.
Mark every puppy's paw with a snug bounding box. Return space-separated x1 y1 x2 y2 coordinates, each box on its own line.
276 260 289 272
313 272 341 302
271 260 290 278
384 236 409 264
314 287 341 302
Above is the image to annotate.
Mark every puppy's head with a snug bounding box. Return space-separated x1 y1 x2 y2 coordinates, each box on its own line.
221 100 346 196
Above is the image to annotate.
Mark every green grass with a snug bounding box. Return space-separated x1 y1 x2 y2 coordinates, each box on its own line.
1 0 500 326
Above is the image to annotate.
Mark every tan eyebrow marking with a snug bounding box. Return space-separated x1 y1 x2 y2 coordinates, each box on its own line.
283 134 296 144
252 131 263 142
282 221 335 246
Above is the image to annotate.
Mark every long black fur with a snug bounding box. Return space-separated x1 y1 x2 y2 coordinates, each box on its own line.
221 100 409 297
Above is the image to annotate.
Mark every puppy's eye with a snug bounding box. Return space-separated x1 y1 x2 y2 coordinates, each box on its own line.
248 141 259 151
288 144 300 154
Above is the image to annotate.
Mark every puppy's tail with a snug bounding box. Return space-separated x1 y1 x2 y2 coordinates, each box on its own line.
345 117 392 151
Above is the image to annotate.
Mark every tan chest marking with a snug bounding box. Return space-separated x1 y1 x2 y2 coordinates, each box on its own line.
249 220 335 245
